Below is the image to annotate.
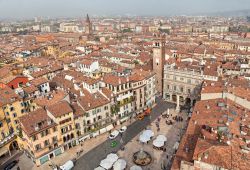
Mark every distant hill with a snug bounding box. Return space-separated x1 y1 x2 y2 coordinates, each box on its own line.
209 9 250 17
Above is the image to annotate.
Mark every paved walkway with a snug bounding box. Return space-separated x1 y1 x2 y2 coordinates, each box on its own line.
5 98 175 170
74 98 176 170
117 108 188 170
32 106 147 170
33 118 136 170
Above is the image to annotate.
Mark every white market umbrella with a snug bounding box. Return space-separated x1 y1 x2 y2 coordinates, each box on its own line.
153 139 164 148
94 167 105 170
100 159 113 170
143 130 154 138
139 134 150 143
106 153 119 163
156 135 167 142
130 165 142 170
113 159 127 170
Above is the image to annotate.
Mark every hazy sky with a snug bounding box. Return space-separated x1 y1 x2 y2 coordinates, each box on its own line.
0 0 250 19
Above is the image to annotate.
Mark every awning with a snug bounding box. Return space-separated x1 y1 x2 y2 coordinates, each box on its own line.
93 131 100 137
106 124 114 131
107 153 119 163
113 159 126 170
100 159 113 169
139 134 150 143
153 140 164 148
120 117 129 123
130 165 142 170
100 128 107 134
156 135 167 142
79 134 90 142
143 130 154 138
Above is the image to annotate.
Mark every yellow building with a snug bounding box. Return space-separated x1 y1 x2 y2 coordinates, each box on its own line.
46 101 77 151
0 87 26 136
44 43 59 56
19 108 63 166
0 87 25 158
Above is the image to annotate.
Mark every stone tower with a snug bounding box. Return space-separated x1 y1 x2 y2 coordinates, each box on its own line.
153 34 166 96
85 14 92 35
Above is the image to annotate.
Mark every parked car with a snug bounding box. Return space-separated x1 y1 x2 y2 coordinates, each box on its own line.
136 113 145 120
109 130 119 139
119 126 127 133
4 160 18 170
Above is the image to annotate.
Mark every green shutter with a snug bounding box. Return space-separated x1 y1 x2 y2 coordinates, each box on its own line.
40 155 49 164
54 148 62 156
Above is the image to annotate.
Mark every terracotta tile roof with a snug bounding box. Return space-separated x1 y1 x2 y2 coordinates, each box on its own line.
30 77 48 86
103 74 128 86
100 87 114 99
34 90 68 107
0 67 11 78
0 75 18 84
71 103 85 118
0 86 20 106
130 69 154 81
47 101 73 118
77 90 110 111
79 59 96 66
19 108 56 137
23 85 38 94
172 98 250 170
201 80 224 93
203 62 219 77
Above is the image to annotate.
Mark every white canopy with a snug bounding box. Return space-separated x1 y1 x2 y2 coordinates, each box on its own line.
153 139 164 148
156 135 167 142
143 129 154 138
130 165 142 170
60 160 74 170
94 167 105 170
113 159 127 170
100 159 113 170
139 134 150 143
106 153 119 163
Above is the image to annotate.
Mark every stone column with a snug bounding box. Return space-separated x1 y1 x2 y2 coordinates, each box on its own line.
170 94 173 102
176 95 180 112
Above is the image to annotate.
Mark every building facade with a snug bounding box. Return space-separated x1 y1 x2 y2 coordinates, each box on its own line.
163 63 203 111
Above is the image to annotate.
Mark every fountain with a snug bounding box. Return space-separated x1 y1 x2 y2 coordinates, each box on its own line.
133 148 152 166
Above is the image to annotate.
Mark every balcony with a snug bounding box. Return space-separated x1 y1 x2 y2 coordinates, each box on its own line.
117 97 134 107
117 92 133 101
0 133 16 148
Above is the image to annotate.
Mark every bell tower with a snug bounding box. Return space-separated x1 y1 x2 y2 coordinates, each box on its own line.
153 34 166 96
85 14 92 35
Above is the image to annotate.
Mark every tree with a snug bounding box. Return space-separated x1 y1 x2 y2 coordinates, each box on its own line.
159 28 170 34
133 60 139 65
122 28 132 33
